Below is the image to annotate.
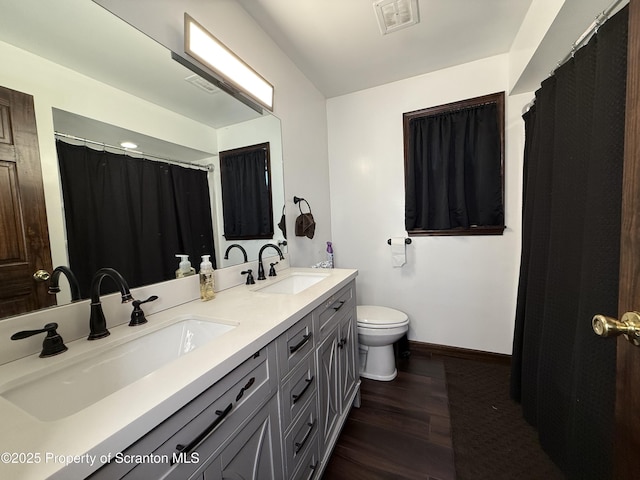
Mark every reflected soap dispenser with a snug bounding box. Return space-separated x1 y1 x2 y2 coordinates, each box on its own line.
175 254 196 278
199 254 215 301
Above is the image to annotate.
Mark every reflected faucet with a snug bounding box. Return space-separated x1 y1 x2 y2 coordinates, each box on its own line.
88 268 133 340
48 266 82 301
257 244 284 280
224 244 248 263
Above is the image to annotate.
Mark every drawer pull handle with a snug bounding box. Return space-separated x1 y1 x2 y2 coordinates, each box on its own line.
289 333 312 353
332 301 346 311
295 420 316 454
172 402 233 464
235 376 256 402
309 460 319 479
292 376 314 404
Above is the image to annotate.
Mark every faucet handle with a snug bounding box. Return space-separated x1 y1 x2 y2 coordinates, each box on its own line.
241 269 256 285
129 295 158 326
11 323 68 358
269 262 279 277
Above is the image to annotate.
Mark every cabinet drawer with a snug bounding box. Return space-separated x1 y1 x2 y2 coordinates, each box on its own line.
315 283 354 340
280 352 317 430
89 346 274 479
290 435 320 480
284 396 319 477
277 312 314 379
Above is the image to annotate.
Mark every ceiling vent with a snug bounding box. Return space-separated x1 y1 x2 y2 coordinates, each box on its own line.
373 0 420 35
184 74 220 94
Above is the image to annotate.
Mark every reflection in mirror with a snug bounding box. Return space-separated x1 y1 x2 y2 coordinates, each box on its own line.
55 139 216 299
0 0 286 320
220 143 274 241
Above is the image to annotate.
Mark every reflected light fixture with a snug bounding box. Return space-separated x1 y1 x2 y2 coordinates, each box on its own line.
184 13 274 111
120 141 138 149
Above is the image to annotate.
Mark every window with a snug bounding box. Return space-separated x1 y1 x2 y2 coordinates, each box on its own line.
403 92 505 236
219 142 274 240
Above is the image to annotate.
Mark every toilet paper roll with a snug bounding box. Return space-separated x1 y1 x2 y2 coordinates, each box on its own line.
390 237 406 267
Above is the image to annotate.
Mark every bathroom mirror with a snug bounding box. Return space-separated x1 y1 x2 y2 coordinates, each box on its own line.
0 0 286 319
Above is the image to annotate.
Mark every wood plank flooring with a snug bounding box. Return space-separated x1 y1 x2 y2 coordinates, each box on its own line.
322 353 455 480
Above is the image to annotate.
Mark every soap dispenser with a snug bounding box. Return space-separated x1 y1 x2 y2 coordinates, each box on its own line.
199 254 215 301
175 254 196 278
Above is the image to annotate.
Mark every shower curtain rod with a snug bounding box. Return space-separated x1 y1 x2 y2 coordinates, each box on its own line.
554 0 629 71
522 0 628 115
54 132 215 172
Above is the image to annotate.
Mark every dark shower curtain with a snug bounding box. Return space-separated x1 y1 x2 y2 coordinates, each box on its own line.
511 6 628 480
57 141 215 298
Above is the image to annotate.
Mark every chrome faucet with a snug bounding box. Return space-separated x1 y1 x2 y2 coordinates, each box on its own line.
88 268 133 340
257 244 284 280
47 266 82 301
224 244 248 263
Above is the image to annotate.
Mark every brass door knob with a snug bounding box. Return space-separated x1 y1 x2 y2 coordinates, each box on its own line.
592 311 640 346
33 270 51 282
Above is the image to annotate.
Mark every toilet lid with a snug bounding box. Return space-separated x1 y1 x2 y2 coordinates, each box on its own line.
357 305 409 327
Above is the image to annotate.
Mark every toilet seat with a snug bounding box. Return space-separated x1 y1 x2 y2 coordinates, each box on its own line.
357 305 409 329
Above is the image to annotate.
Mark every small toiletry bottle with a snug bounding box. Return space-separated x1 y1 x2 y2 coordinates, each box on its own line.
326 242 334 268
175 254 196 278
199 255 215 301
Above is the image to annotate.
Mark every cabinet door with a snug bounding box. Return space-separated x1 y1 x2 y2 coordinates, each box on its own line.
338 312 358 407
204 397 282 480
316 329 340 453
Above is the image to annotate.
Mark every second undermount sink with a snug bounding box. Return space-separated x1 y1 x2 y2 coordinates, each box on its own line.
1 315 236 421
255 272 330 295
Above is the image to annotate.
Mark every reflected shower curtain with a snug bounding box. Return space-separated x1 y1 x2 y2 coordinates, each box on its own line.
57 141 215 298
511 6 627 479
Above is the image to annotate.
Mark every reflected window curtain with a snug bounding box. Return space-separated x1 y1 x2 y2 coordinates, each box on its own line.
56 141 215 298
511 6 627 479
220 144 273 239
405 103 503 230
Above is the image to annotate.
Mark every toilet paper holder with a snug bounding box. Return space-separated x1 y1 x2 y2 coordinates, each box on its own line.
387 238 412 245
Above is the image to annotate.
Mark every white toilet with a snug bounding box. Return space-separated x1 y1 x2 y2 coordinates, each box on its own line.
357 305 409 381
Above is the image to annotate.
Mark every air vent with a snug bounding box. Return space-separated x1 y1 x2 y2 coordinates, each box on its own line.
185 74 220 94
373 0 419 35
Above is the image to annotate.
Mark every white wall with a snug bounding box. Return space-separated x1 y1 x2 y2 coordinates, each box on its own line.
327 55 532 354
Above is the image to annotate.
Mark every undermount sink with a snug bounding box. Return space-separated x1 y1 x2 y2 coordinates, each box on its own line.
255 272 329 295
1 315 236 421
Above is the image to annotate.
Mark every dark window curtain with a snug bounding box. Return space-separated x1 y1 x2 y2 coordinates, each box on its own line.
405 103 503 230
511 6 627 479
57 141 215 298
220 144 273 239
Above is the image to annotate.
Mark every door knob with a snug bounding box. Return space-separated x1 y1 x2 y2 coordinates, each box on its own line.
592 311 640 346
33 270 51 282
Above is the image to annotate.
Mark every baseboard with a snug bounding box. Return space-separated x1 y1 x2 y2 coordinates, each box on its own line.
408 340 511 365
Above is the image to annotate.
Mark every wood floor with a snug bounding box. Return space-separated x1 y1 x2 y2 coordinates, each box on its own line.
322 352 455 480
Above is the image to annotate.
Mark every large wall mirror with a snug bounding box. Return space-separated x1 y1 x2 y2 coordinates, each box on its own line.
0 0 286 319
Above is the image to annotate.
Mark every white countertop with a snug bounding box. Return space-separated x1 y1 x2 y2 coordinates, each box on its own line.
0 267 357 480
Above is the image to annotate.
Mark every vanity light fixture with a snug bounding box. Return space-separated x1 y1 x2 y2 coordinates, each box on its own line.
183 13 274 111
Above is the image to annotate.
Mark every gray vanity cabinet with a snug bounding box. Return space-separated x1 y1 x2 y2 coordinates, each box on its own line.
313 282 358 466
86 277 359 480
202 396 282 480
88 346 278 480
276 312 320 479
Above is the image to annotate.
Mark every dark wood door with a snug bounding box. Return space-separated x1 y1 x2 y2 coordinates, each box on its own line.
615 0 640 477
0 85 54 317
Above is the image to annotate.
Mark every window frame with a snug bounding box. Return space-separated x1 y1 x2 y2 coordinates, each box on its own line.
403 91 506 237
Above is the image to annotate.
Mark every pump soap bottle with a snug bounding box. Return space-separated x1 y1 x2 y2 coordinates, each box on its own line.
175 254 196 278
199 255 215 301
